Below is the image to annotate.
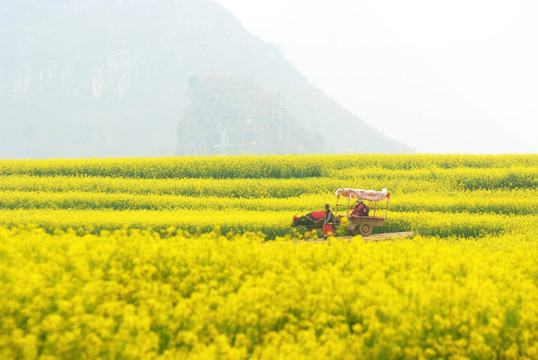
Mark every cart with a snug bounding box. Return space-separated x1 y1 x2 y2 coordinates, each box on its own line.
335 188 390 236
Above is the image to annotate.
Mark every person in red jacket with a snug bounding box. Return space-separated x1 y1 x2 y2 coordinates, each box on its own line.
351 199 369 217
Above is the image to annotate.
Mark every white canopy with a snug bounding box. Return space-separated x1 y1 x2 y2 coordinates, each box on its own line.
335 188 390 202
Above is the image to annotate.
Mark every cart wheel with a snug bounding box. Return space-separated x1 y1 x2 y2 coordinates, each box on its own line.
359 223 373 236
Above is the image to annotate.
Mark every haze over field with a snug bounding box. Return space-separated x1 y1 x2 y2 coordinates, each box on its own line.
0 0 407 158
1 0 535 157
219 0 538 153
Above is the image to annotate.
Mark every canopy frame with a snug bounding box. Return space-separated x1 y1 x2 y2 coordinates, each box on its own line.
335 188 391 218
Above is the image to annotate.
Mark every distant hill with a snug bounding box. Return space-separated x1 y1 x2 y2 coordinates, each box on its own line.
178 75 323 155
0 0 410 158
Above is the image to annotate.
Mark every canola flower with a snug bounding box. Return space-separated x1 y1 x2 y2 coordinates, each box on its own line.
1 154 537 359
0 227 537 359
1 189 537 215
1 154 536 179
0 208 536 239
0 154 536 238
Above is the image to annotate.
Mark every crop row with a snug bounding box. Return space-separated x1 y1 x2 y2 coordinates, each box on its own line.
1 167 536 203
0 190 536 216
1 209 535 238
1 154 536 179
331 167 538 191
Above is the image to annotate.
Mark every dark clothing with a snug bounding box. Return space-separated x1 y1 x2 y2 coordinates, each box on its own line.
324 209 335 225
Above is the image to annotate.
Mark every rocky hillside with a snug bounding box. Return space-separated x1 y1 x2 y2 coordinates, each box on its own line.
178 75 323 155
0 0 410 158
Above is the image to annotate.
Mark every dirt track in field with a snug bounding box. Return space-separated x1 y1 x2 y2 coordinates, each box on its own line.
307 231 417 243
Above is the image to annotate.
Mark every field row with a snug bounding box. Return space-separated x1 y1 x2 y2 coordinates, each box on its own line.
1 209 535 238
0 190 536 215
1 227 537 359
1 168 537 202
1 154 536 179
331 167 538 191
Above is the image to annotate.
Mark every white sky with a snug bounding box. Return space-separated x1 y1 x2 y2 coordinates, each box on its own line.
217 0 538 153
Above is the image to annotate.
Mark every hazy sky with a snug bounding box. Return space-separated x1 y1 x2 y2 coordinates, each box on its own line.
217 0 538 153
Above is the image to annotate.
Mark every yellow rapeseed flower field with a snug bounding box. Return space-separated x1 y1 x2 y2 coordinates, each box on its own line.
0 154 537 359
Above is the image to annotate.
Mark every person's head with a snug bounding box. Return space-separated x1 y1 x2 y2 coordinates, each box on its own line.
324 203 330 210
354 204 358 208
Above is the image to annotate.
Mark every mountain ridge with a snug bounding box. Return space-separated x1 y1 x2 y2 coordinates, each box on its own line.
0 0 411 158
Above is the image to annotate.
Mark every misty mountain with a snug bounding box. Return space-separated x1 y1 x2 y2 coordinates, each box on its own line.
0 0 410 158
178 75 324 155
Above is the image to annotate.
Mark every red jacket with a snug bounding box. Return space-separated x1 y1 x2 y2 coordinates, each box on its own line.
352 203 369 216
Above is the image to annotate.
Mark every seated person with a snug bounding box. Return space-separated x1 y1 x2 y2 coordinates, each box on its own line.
351 200 369 217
